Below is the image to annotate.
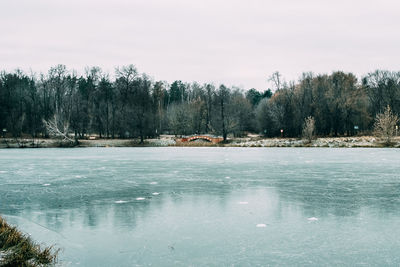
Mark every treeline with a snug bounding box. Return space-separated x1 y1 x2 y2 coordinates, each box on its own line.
0 65 399 141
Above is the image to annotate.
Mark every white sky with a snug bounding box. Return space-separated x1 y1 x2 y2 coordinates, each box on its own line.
1 0 399 90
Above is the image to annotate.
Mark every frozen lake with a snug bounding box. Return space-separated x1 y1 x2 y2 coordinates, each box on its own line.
1 147 400 266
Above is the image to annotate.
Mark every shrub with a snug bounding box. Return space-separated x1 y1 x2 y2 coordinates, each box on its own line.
373 105 399 144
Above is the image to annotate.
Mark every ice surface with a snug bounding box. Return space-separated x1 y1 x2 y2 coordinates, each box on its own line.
1 147 400 266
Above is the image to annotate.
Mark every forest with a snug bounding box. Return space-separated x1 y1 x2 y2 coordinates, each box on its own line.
0 65 399 141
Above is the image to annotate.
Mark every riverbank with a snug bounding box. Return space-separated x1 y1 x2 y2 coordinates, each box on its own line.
230 136 400 148
0 216 58 266
1 136 399 148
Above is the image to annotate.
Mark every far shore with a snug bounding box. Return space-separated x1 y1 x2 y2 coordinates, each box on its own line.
1 135 399 149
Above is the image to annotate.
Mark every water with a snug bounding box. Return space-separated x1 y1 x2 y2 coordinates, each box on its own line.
0 147 400 266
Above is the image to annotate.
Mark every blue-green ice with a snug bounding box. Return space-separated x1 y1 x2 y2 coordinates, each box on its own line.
1 148 400 266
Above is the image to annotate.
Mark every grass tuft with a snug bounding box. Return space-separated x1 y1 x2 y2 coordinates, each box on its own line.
0 216 58 266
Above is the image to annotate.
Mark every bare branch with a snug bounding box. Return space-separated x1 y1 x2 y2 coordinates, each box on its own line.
42 116 74 142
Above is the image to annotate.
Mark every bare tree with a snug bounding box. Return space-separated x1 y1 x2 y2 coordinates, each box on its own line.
302 116 315 143
268 71 283 91
218 85 230 141
373 105 399 144
43 115 75 144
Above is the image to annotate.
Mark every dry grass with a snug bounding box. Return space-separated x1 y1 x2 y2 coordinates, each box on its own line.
0 216 58 266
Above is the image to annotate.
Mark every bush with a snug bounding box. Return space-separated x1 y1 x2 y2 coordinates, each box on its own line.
373 105 399 144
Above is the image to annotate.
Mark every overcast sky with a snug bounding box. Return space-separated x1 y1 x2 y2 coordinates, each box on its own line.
1 0 399 90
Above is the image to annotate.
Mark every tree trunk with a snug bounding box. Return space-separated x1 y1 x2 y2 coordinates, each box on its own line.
221 98 226 141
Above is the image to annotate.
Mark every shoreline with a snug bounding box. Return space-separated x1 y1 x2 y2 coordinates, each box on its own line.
1 136 399 148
